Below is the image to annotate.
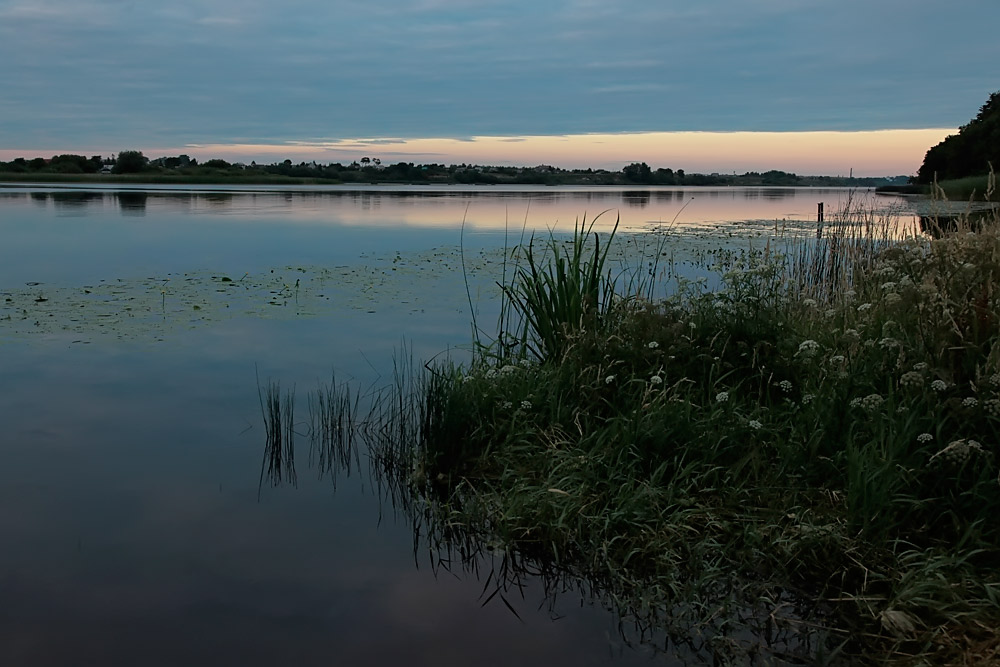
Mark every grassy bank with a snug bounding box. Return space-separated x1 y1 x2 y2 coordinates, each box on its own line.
392 204 1000 663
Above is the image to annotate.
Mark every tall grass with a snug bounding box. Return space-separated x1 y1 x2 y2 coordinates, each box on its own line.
256 197 1000 663
403 200 1000 663
492 212 620 362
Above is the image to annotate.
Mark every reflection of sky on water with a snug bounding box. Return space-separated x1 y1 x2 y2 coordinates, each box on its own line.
0 185 913 287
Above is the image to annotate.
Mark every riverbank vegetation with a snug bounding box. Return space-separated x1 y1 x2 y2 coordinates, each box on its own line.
359 196 1000 663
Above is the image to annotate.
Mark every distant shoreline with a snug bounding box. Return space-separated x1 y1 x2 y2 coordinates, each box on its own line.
0 170 898 189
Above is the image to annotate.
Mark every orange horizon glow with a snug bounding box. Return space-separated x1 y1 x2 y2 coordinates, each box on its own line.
1 129 953 177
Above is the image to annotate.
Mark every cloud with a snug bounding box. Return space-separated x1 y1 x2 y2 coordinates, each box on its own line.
0 0 996 152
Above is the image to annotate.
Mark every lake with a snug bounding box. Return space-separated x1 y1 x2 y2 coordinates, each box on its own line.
0 184 915 665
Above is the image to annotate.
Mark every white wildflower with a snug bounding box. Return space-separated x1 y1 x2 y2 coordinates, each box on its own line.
802 393 815 405
881 282 897 292
931 380 948 392
984 398 1000 417
748 419 763 430
605 375 616 385
802 298 817 308
844 329 860 341
462 375 476 384
520 400 532 410
990 373 1000 387
829 355 846 365
917 433 933 444
716 391 729 403
824 308 837 319
851 393 884 412
649 376 663 386
857 303 873 312
485 369 498 379
930 439 985 466
912 362 929 372
899 371 923 388
878 337 900 349
884 293 901 305
797 339 820 356
501 400 513 409
499 364 518 375
647 341 660 349
778 380 793 392
962 397 978 408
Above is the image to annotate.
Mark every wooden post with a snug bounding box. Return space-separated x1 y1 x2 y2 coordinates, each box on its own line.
817 202 824 239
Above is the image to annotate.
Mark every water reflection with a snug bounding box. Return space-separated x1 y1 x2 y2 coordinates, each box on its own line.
0 184 907 234
116 192 148 215
51 191 105 215
257 373 839 665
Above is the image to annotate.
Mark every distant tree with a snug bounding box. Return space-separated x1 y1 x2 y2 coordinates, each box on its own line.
113 150 148 174
655 167 675 184
917 90 1000 183
202 158 231 169
623 162 653 184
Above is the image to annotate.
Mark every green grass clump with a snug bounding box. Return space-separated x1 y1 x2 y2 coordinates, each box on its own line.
408 205 1000 663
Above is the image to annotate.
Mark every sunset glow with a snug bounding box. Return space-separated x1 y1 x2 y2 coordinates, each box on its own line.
47 128 953 177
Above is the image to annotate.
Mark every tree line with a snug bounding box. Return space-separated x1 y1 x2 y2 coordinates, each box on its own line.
1 151 906 187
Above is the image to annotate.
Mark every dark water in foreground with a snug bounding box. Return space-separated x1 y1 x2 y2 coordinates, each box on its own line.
0 185 907 665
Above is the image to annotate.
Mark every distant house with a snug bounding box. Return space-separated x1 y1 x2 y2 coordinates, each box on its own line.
100 165 113 174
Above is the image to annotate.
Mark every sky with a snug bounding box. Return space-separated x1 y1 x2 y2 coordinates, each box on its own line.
0 0 997 176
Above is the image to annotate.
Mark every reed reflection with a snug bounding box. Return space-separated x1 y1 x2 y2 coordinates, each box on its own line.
255 367 836 664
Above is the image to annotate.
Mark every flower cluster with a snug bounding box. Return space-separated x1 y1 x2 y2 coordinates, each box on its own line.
850 393 885 412
929 439 985 467
796 339 820 356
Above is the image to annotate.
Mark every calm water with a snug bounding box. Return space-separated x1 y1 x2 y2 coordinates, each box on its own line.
0 185 910 665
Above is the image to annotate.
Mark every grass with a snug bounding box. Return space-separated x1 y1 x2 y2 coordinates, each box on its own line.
395 200 1000 663
253 196 1000 662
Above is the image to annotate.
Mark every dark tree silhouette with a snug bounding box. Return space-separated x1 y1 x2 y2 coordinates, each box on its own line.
917 91 1000 183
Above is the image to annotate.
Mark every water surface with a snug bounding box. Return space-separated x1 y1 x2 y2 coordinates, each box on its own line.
0 184 908 665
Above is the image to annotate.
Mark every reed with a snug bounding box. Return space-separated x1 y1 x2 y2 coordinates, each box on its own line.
256 370 297 496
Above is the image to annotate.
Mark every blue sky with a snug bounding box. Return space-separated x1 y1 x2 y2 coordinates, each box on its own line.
0 0 997 173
